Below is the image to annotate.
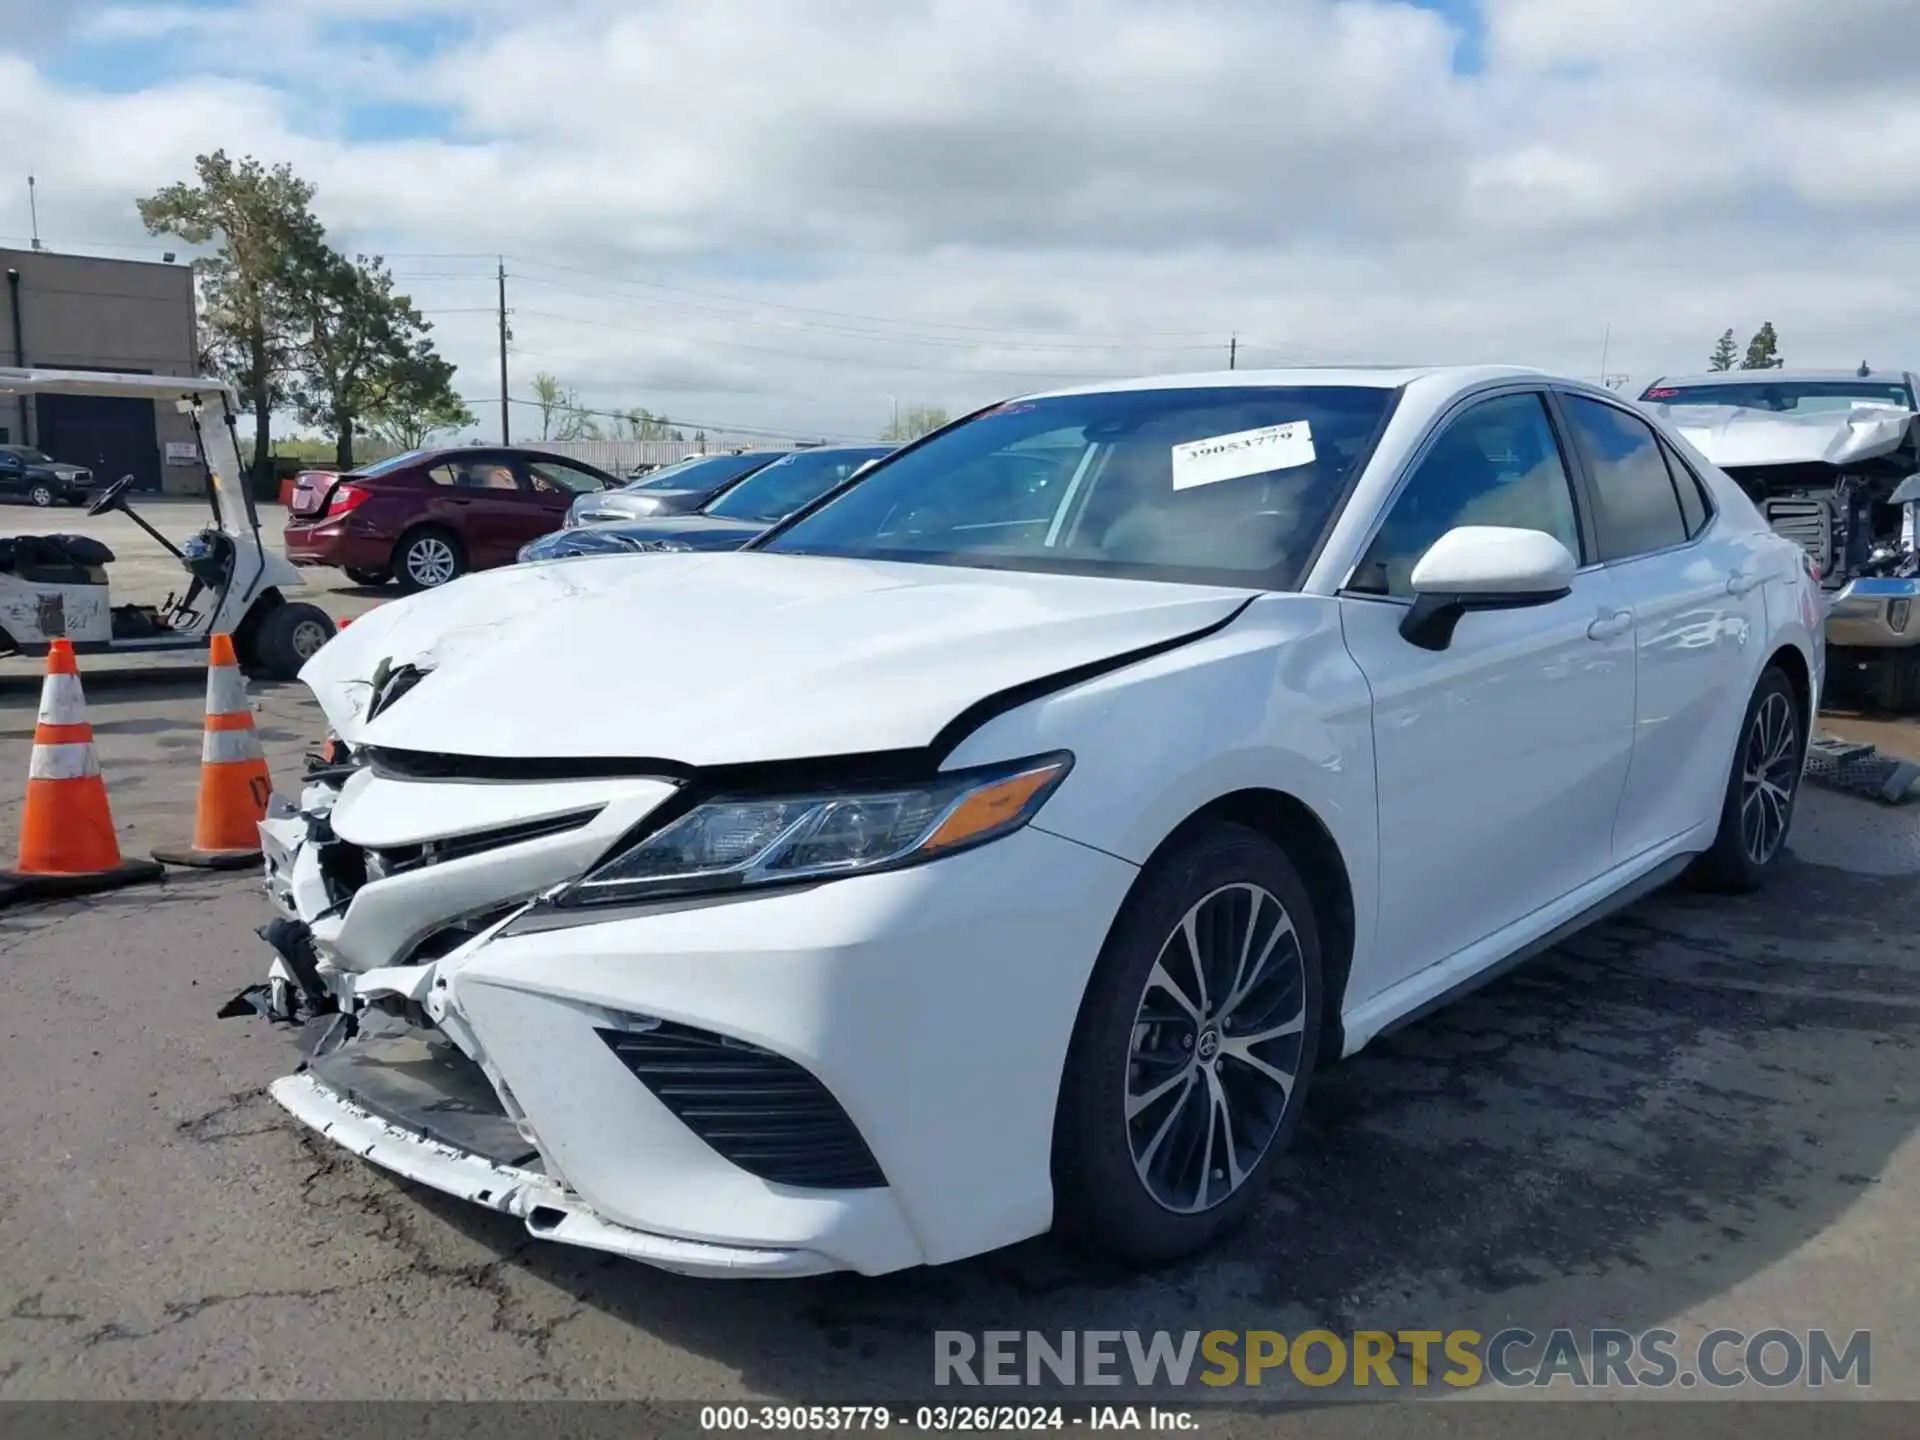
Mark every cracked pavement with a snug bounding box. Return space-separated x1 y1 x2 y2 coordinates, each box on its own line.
1 674 1918 1403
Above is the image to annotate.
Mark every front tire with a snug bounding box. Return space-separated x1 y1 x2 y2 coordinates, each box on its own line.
394 527 465 593
1688 665 1804 893
1052 822 1323 1266
28 482 53 507
251 603 336 681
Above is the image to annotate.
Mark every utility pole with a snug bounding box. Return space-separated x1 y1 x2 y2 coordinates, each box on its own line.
497 257 510 444
27 175 41 252
1598 323 1611 387
1229 334 1237 370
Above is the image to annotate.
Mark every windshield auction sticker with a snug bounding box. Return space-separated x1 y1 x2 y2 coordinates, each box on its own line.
1171 421 1316 491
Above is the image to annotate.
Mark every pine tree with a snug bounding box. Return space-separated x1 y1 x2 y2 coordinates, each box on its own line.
1741 322 1783 370
1708 329 1738 371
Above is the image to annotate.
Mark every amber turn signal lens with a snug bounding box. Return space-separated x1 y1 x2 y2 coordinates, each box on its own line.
921 762 1067 852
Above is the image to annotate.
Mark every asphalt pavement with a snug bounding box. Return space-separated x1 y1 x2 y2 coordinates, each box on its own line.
0 498 1917 1413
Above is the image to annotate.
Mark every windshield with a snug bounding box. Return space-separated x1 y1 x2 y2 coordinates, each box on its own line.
703 448 890 524
1642 379 1916 413
2 447 50 463
762 386 1397 587
631 452 775 491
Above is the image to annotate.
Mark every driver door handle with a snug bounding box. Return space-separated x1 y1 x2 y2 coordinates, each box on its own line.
1587 609 1633 641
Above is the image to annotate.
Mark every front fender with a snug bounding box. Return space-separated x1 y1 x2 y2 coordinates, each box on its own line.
941 592 1382 994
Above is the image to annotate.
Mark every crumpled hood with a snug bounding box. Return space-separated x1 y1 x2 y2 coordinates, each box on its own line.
1650 402 1919 471
300 551 1252 764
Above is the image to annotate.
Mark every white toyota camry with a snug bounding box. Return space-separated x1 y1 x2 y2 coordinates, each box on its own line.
234 366 1824 1278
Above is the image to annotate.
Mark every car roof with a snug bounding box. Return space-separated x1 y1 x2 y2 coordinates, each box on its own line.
1020 364 1549 401
1645 368 1915 388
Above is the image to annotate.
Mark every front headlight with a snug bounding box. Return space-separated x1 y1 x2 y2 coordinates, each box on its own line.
557 752 1072 907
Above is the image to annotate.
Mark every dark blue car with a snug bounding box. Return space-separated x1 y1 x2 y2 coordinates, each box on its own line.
518 444 893 562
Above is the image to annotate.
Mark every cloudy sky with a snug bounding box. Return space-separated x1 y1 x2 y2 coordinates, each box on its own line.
2 0 1916 443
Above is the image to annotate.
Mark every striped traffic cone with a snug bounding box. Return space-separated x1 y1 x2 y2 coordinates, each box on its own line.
0 640 164 906
153 634 276 869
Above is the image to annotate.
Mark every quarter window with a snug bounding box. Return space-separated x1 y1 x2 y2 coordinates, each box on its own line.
1349 393 1581 597
1660 439 1713 539
1560 396 1689 560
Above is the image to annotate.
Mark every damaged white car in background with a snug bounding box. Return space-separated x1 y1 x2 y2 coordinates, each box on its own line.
1640 367 1920 710
226 366 1823 1279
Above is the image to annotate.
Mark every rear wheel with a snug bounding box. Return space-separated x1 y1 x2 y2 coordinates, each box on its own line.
1688 665 1804 893
251 603 335 681
1052 822 1322 1266
394 527 464 593
343 565 390 587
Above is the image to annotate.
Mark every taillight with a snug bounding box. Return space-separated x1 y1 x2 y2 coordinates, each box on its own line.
326 482 371 515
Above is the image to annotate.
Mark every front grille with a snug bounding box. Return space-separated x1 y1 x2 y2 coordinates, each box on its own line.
1762 497 1833 575
597 1020 886 1189
369 808 599 876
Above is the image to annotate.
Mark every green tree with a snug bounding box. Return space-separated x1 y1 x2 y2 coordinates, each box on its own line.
291 252 467 468
881 403 949 442
1741 322 1784 370
619 407 682 441
531 371 600 441
1708 329 1739 372
138 151 326 484
368 382 476 451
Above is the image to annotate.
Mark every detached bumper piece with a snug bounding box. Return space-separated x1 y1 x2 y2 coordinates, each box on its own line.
307 1011 541 1168
217 918 336 1024
269 1065 846 1277
1805 734 1920 805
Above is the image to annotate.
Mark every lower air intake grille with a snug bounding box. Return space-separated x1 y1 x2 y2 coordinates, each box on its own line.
597 1020 886 1189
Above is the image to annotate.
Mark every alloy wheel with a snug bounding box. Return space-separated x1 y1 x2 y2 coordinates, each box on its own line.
29 484 52 506
289 618 331 660
404 536 457 587
1125 882 1307 1214
1739 690 1798 865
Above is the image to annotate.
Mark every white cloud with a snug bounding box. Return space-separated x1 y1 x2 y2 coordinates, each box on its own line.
3 0 1919 440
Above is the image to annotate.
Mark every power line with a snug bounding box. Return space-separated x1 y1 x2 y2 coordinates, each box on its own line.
500 306 1137 382
499 253 1226 340
500 271 1230 354
464 393 873 444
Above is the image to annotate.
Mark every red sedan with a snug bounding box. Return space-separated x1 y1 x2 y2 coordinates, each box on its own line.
284 446 624 592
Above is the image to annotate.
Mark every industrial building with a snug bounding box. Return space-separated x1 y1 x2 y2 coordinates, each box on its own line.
0 246 202 495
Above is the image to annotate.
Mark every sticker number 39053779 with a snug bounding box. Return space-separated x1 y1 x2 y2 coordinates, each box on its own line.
1170 421 1317 491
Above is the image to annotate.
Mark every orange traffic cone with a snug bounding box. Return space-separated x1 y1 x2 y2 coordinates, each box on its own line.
0 640 164 906
152 634 275 870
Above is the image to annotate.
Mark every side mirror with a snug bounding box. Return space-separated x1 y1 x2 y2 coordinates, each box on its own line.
1400 525 1577 651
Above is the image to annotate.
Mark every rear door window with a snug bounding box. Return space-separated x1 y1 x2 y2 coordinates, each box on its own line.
527 459 611 494
1559 395 1689 560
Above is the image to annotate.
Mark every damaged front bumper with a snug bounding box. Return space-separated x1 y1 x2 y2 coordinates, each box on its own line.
225 761 861 1278
222 745 1140 1280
